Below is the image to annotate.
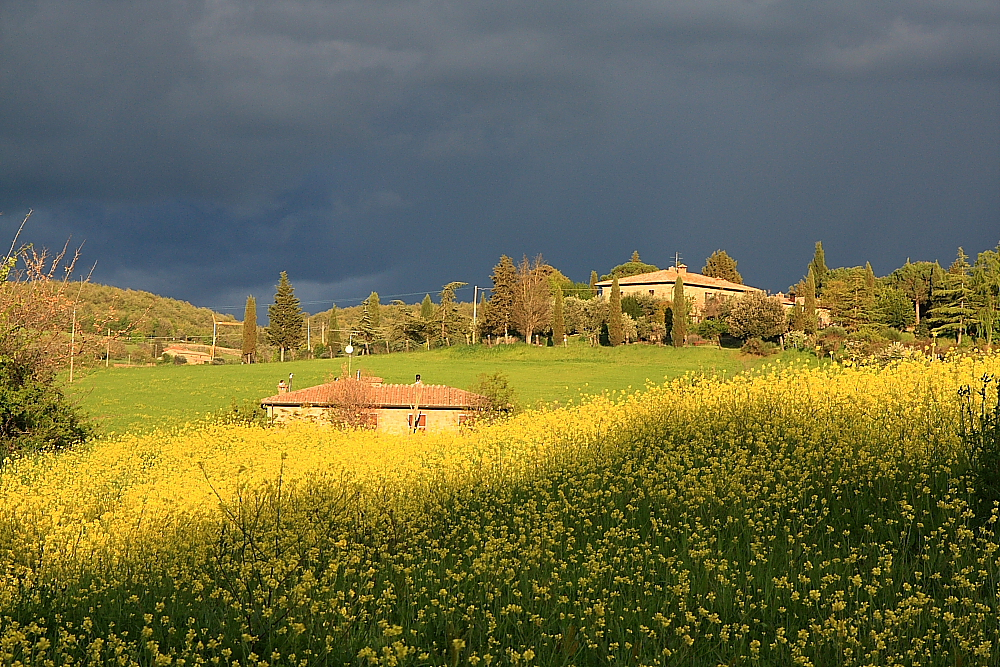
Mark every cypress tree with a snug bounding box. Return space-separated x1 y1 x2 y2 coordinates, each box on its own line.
589 270 598 297
552 284 566 344
368 292 381 329
241 296 257 363
328 305 342 356
608 276 624 346
809 242 828 290
420 294 435 320
266 271 304 361
671 275 687 347
803 268 818 334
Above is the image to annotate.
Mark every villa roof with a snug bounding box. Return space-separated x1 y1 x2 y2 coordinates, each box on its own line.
595 267 762 293
261 382 484 409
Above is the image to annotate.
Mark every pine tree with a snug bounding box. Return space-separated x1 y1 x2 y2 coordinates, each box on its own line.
671 275 687 347
328 305 342 356
702 250 743 284
809 242 828 291
589 270 598 297
803 268 818 334
357 296 375 354
552 284 566 344
971 245 1000 347
928 248 974 343
608 276 624 346
241 296 257 363
266 271 304 361
438 281 467 344
889 260 936 326
631 250 642 263
420 294 434 320
486 255 517 337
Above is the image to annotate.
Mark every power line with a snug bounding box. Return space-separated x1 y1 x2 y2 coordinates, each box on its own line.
205 284 476 312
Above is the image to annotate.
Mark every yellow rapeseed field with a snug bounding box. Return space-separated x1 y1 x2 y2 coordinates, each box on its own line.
1 354 998 666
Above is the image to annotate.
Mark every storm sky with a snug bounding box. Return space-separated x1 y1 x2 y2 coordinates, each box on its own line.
1 0 998 314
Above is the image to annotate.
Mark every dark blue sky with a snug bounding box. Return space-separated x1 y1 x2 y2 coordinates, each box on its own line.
2 1 998 315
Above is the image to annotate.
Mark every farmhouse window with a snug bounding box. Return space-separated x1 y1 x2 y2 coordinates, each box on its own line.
362 413 378 428
408 413 427 430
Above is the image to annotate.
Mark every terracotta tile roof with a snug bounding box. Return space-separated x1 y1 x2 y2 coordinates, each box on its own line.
261 382 484 409
595 268 762 292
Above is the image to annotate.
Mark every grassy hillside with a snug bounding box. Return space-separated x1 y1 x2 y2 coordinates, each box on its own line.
28 281 238 339
63 344 801 434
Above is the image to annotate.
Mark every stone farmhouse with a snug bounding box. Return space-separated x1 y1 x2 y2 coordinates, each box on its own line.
260 377 485 434
595 264 762 314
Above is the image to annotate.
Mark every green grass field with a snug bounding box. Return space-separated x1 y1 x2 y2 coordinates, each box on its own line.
64 342 816 434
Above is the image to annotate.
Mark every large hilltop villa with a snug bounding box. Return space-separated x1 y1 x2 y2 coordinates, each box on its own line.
595 263 830 324
595 263 761 308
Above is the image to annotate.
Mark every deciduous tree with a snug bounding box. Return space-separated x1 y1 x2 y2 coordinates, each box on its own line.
512 255 552 343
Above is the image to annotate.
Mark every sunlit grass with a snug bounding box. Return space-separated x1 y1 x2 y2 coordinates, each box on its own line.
64 343 793 434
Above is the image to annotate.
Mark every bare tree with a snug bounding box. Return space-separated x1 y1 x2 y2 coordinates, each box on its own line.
511 255 552 343
326 366 377 429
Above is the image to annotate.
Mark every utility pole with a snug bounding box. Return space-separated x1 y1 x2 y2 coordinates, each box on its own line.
472 285 478 345
211 316 217 362
69 309 76 383
106 327 111 368
307 318 312 352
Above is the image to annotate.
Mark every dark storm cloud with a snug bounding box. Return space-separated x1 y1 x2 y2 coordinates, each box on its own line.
1 1 997 307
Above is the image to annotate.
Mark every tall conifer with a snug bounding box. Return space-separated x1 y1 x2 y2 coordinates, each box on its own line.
420 294 435 320
552 284 566 344
266 271 304 361
671 276 687 347
487 255 517 337
241 295 257 363
328 305 342 356
809 242 828 290
702 250 743 284
803 268 818 334
368 292 381 329
608 276 624 346
589 270 599 297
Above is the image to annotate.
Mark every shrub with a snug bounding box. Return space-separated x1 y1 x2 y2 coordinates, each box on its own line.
740 337 779 356
467 371 517 422
727 292 787 340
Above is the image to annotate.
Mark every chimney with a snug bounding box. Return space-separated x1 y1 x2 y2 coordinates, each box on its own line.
677 263 688 275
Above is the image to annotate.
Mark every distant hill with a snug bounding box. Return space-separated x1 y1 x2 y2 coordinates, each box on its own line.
49 283 238 341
